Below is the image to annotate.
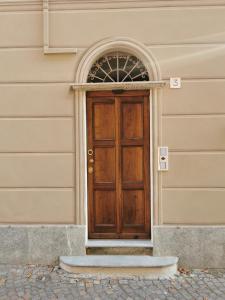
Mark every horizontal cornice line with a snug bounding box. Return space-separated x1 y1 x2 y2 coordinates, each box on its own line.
0 152 74 154
1 0 225 11
163 187 225 190
0 79 225 85
0 81 75 84
168 150 225 154
0 152 74 155
162 223 225 226
163 77 225 81
162 113 225 117
0 116 74 118
1 0 225 5
148 43 225 47
46 5 225 11
0 47 84 51
162 187 225 190
0 187 74 190
0 47 43 50
0 186 74 188
1 7 225 13
1 44 225 50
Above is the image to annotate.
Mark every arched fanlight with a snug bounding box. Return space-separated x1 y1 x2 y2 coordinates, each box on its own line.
87 52 149 83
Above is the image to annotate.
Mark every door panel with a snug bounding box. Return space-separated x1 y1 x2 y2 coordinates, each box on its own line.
122 190 145 226
95 147 115 183
93 102 115 140
122 147 144 182
94 190 116 231
87 90 150 239
121 102 144 139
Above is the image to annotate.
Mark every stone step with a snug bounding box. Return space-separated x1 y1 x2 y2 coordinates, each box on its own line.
86 247 153 255
60 255 178 279
85 239 153 248
85 239 153 255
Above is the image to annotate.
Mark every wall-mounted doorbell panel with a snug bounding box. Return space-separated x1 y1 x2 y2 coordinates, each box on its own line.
158 147 169 171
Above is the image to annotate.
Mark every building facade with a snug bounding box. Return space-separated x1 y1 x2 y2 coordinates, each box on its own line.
0 0 225 268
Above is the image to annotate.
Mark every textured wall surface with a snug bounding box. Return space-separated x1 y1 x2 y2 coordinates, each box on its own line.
0 0 224 225
0 225 86 264
154 226 225 268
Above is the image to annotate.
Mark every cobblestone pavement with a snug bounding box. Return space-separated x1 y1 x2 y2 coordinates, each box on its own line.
0 265 225 300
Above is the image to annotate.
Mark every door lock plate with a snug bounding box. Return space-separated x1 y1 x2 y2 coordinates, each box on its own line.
88 166 94 174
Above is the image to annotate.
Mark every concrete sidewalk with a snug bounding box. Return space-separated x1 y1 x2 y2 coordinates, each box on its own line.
0 264 224 299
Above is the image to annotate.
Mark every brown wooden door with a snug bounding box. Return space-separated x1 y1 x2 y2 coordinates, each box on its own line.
87 90 150 239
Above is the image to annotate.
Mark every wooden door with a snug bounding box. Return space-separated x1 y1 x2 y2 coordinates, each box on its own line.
87 90 150 239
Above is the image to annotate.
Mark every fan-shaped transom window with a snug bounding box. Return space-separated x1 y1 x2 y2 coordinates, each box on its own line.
87 52 149 83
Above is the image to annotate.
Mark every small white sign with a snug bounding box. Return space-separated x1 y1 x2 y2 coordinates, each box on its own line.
170 77 181 89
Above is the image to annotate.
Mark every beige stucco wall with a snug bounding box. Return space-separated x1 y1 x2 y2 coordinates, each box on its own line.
0 0 225 224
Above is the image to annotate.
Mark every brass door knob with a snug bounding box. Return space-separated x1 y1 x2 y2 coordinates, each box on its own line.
89 158 94 163
88 166 94 174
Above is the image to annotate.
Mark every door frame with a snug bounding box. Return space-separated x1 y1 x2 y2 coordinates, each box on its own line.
74 87 158 243
73 37 163 244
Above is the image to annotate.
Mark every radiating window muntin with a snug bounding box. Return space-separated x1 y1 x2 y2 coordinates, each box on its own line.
87 52 149 83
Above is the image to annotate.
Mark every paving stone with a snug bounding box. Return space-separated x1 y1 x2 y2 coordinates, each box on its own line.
0 265 224 299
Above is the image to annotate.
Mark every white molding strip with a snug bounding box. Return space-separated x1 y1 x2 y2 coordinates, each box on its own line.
71 81 166 91
43 0 77 54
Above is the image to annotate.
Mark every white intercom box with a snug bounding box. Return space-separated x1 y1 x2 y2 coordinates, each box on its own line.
158 147 169 171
